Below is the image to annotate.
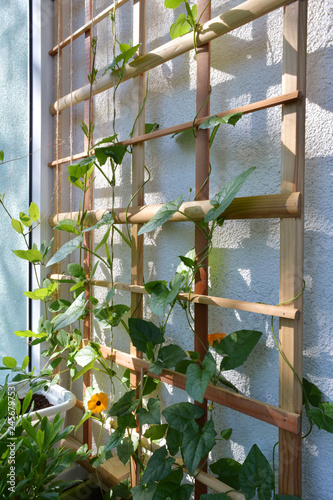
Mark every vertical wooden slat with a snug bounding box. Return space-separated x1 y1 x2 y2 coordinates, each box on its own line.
82 0 94 450
279 1 307 496
130 0 146 487
53 0 63 282
194 1 211 498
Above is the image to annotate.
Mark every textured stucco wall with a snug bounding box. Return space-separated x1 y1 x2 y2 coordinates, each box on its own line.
0 1 29 379
57 0 332 497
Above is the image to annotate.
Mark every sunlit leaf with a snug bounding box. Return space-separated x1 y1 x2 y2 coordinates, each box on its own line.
29 202 40 221
19 212 32 227
46 234 83 267
204 167 255 222
138 195 183 235
199 112 243 130
52 292 87 330
170 13 191 39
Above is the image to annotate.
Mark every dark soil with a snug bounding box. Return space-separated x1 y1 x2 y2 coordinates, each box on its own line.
20 393 53 413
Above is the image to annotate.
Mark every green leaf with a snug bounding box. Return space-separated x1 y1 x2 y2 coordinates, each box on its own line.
165 0 184 9
183 420 216 475
158 344 186 369
131 483 157 500
128 318 164 353
137 398 161 425
214 330 262 371
95 144 127 166
221 428 233 440
22 390 33 415
29 202 39 221
238 444 274 500
186 351 216 403
162 402 204 432
14 330 47 338
0 150 4 161
210 458 242 490
117 436 138 465
55 219 80 235
21 355 29 370
24 282 58 301
68 156 95 186
2 356 17 368
144 424 168 441
46 234 83 267
52 292 87 330
145 123 159 134
68 263 86 280
117 413 137 433
95 304 130 329
74 345 99 368
108 390 138 417
170 13 191 39
72 360 95 382
204 167 256 222
303 377 322 407
153 469 190 500
141 446 175 484
49 299 71 313
199 112 243 130
307 403 333 433
146 273 185 317
166 426 182 455
19 211 32 227
138 195 183 235
82 212 114 233
142 376 160 396
13 248 43 263
105 429 124 451
57 329 70 347
92 134 118 148
11 218 24 233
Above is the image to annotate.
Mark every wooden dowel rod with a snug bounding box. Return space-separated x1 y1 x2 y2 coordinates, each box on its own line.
47 91 301 168
49 0 294 115
49 192 301 227
85 345 300 434
48 276 299 319
49 0 130 56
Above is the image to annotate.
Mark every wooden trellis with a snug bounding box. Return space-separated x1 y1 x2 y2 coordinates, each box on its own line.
48 0 307 497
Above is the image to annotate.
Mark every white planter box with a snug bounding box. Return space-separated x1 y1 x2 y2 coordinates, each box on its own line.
12 380 76 425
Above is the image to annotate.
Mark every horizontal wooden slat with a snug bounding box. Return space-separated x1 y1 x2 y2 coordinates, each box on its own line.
79 344 299 433
48 91 301 167
48 276 298 319
49 193 301 229
49 0 294 115
49 0 130 56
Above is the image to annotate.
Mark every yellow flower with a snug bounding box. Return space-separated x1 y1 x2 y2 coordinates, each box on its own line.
208 333 227 347
87 392 109 413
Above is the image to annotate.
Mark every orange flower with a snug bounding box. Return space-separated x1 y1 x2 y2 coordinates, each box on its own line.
208 333 227 347
87 392 109 413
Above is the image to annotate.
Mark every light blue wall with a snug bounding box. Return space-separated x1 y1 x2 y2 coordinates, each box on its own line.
0 1 30 378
